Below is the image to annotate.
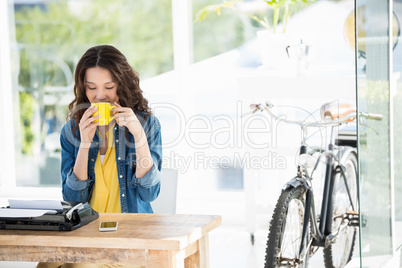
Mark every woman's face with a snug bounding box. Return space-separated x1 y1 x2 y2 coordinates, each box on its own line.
85 67 119 104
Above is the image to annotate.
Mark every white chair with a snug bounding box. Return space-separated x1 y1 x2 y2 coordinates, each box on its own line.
151 168 178 214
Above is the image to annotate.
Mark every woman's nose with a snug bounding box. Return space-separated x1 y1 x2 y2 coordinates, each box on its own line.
96 88 106 101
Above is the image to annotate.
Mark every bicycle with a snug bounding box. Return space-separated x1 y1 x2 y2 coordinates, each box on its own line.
248 101 382 268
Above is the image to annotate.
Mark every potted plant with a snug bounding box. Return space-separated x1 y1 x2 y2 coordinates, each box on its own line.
196 0 313 69
196 0 311 33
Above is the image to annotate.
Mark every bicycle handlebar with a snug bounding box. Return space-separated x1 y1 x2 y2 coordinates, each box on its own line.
249 102 383 128
360 112 383 121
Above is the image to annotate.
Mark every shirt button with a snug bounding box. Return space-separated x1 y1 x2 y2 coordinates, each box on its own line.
114 127 117 130
119 175 123 178
91 159 95 162
116 139 119 143
118 157 121 161
122 194 125 197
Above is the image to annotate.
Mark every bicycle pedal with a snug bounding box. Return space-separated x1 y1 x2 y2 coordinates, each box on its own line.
346 211 360 227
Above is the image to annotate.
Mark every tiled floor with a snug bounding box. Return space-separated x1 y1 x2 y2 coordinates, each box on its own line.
209 224 361 268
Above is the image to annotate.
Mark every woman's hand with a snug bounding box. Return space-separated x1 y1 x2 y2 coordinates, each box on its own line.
79 105 100 148
112 102 141 135
112 102 153 177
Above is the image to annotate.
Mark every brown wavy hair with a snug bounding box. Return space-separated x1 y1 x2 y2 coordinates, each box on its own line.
67 45 152 138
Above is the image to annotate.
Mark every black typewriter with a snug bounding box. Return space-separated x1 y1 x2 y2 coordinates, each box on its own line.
0 201 99 231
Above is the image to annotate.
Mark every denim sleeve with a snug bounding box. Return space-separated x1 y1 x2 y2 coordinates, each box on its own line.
132 116 162 203
60 123 92 202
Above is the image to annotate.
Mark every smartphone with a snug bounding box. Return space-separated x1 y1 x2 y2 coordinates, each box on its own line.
99 221 118 232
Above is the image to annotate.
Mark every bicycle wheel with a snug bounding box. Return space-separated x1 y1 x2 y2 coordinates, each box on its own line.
323 151 358 268
265 186 310 268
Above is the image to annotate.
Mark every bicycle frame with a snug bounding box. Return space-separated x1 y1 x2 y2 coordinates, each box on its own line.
290 123 357 259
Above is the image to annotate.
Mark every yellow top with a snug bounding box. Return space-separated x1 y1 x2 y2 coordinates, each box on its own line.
89 124 121 213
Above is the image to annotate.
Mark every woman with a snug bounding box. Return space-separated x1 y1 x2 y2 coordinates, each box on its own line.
61 44 161 213
37 45 162 268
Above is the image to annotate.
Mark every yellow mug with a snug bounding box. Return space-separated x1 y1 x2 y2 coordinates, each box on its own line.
91 102 117 126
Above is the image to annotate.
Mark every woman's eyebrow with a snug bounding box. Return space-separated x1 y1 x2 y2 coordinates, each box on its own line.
85 81 114 84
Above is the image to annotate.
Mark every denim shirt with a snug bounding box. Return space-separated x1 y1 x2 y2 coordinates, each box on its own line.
60 112 162 213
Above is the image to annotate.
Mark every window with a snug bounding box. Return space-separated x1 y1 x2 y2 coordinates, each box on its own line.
192 0 260 64
6 0 173 187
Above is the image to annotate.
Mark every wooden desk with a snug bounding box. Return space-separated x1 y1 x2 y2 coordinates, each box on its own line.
0 213 221 268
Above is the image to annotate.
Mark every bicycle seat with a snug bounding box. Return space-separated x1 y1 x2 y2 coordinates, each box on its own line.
320 103 356 121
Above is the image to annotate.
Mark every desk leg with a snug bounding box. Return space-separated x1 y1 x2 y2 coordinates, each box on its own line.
147 235 210 268
198 234 210 268
184 234 209 268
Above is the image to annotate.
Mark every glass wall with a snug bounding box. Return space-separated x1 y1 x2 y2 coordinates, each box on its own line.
8 0 173 187
357 0 402 265
392 0 402 250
